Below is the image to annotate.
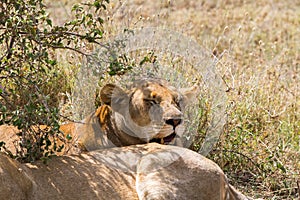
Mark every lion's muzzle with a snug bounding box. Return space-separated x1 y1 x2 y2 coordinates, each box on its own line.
150 117 183 144
165 118 182 127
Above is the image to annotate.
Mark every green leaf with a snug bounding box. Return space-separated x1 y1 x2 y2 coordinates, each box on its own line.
97 17 104 24
0 141 5 148
101 4 107 10
276 162 287 173
46 59 57 66
94 1 101 10
57 144 64 152
66 134 72 140
46 19 52 27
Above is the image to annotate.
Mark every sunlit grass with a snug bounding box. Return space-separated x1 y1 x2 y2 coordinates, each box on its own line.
47 0 299 198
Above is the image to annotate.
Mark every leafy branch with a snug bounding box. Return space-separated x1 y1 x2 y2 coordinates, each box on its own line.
0 0 109 162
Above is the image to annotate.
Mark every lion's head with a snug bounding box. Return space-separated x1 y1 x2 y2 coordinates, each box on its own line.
0 79 199 155
100 79 198 145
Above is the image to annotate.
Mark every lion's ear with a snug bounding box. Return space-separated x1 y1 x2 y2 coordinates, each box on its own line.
180 84 199 106
100 84 129 112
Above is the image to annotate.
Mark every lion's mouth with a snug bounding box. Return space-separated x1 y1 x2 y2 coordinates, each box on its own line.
150 132 177 144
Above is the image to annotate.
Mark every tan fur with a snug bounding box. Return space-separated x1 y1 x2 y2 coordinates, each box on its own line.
0 80 250 199
0 79 197 155
0 143 250 200
60 79 199 153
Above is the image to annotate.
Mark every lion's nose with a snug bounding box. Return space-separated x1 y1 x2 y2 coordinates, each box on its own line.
165 119 182 128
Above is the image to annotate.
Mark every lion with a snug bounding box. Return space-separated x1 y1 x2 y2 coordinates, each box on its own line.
0 79 251 199
0 143 250 200
61 78 198 153
0 79 197 155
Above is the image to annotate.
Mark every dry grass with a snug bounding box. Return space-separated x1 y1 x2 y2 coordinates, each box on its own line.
47 0 299 199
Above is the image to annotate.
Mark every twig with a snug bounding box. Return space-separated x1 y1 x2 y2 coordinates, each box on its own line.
265 186 299 197
6 36 15 60
58 114 84 124
0 93 15 110
297 180 300 199
49 45 92 56
222 149 266 174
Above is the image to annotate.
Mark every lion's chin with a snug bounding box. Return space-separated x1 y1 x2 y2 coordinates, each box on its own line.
149 132 177 144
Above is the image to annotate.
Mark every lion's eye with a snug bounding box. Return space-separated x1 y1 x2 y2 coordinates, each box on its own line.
144 98 158 105
173 96 182 108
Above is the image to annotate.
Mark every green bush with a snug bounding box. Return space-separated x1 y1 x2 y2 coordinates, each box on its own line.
0 0 109 162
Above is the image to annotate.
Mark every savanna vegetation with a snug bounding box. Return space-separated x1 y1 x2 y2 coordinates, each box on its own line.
0 0 299 199
0 0 109 162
